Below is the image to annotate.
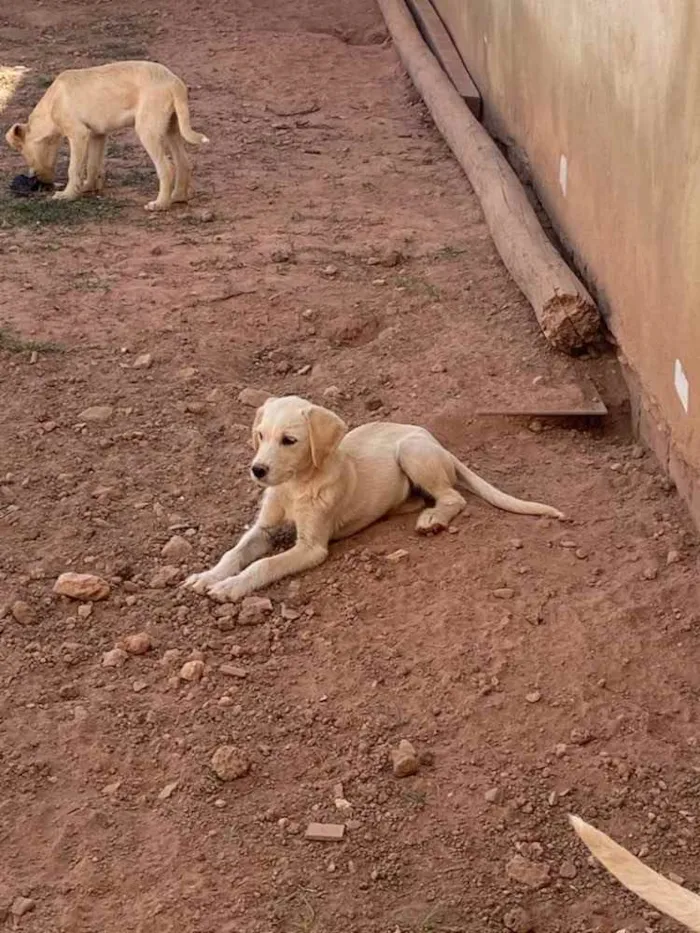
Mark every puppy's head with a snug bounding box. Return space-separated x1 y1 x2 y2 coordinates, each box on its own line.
250 395 347 486
5 122 59 183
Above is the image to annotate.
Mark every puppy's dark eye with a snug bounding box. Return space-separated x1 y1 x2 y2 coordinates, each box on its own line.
281 435 297 446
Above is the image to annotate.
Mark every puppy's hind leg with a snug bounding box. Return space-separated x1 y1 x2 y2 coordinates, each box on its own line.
167 125 191 204
135 100 174 211
397 435 466 535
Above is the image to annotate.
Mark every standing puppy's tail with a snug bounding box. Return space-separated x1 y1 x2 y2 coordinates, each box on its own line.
172 80 210 145
451 456 563 518
569 814 700 932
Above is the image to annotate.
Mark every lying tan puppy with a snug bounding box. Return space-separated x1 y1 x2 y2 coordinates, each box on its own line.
5 61 208 211
570 814 700 931
183 395 563 602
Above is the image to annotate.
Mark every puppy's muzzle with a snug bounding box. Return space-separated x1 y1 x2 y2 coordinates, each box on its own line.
251 463 268 481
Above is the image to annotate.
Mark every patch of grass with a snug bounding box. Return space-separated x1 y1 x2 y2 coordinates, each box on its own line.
394 274 440 300
119 167 153 189
71 270 111 292
433 245 466 261
0 195 124 228
0 326 63 354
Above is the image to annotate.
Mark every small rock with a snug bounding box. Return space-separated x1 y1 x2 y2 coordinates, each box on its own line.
11 600 34 625
219 663 247 679
179 660 205 682
102 648 128 668
157 781 179 801
297 363 312 375
510 538 523 549
237 387 272 408
503 906 534 932
77 603 92 620
161 535 192 561
160 648 181 667
59 683 81 700
119 632 152 655
365 397 383 412
570 727 593 746
270 246 292 263
305 822 345 841
666 549 681 565
54 572 111 601
506 854 551 889
132 353 153 369
149 565 180 588
198 209 215 223
642 566 658 581
211 745 250 781
554 743 567 757
559 860 577 879
132 679 148 693
322 385 341 400
238 596 273 626
385 549 408 563
575 548 588 560
334 798 353 813
668 871 685 886
560 539 577 548
525 691 541 704
493 587 514 600
484 787 503 804
78 405 113 422
102 780 122 796
390 739 419 778
321 264 338 277
11 897 35 919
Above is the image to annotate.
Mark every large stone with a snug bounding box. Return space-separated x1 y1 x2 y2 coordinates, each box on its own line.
53 572 111 601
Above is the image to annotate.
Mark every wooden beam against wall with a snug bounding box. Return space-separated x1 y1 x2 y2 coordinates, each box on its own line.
404 0 482 119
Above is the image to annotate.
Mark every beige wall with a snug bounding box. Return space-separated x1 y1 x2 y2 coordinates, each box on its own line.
433 0 700 491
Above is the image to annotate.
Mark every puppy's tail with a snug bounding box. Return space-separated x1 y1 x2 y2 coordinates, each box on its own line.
172 81 210 145
451 456 563 518
569 814 700 932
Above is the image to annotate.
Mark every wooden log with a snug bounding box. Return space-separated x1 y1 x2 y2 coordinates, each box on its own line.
377 0 603 354
404 0 481 118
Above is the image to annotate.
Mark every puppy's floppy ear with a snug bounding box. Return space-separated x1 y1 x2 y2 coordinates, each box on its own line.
250 395 277 449
6 123 26 149
304 405 347 469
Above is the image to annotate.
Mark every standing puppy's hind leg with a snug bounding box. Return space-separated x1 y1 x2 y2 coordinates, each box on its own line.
396 434 466 534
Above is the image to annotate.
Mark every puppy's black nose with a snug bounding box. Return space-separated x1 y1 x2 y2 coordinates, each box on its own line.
252 464 268 480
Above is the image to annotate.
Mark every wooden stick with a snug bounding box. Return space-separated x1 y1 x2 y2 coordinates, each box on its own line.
377 0 602 354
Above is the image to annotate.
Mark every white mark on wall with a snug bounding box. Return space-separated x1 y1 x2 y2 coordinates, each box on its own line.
674 358 689 413
559 154 568 197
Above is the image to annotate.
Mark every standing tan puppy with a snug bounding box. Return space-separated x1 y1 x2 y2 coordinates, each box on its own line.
183 395 563 603
5 61 209 211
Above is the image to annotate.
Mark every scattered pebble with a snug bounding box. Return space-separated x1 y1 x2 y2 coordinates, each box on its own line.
503 906 534 932
53 572 111 601
149 565 180 588
559 860 577 879
484 787 503 804
305 822 345 841
210 745 250 781
102 648 128 669
506 854 551 889
10 600 34 625
385 549 408 563
238 387 272 408
666 549 681 565
321 264 338 277
78 405 113 422
179 660 205 682
132 353 153 369
525 691 541 704
219 663 247 679
493 588 514 600
119 632 152 655
157 781 179 801
10 897 35 919
161 535 193 561
238 596 273 626
390 739 419 778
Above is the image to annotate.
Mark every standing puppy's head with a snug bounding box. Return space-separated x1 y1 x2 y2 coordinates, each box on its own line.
5 122 60 183
250 395 347 486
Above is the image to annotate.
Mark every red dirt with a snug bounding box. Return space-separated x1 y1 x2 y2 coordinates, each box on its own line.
1 2 699 931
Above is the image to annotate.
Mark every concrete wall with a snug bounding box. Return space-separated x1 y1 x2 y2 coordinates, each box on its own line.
433 0 700 517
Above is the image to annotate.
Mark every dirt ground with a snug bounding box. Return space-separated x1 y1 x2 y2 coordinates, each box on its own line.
1 1 699 931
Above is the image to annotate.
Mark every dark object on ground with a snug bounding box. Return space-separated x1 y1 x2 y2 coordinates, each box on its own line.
9 174 53 197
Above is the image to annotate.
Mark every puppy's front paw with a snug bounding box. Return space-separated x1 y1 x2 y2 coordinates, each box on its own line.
207 578 247 603
182 570 223 595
